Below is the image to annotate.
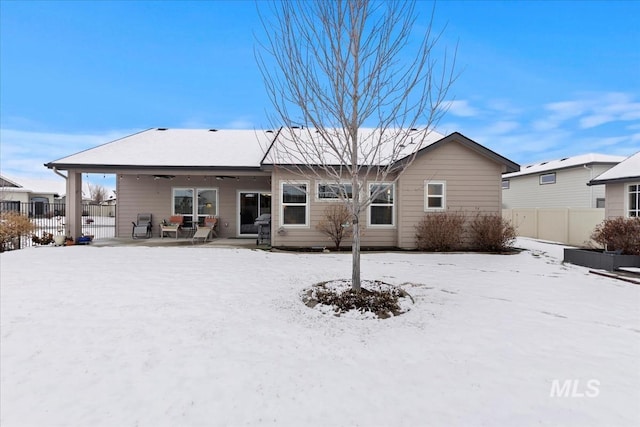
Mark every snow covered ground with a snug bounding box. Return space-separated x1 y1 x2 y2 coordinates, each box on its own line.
1 238 639 426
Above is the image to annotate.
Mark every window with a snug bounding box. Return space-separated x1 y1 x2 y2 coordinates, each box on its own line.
501 179 510 190
317 182 353 200
173 187 218 226
425 181 446 210
629 184 640 217
281 182 308 226
539 173 556 185
596 198 605 209
369 183 394 226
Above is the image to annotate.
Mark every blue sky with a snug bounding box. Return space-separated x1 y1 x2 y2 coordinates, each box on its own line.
1 0 639 191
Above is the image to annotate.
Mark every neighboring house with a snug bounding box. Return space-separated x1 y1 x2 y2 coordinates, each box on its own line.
501 153 625 209
588 151 640 218
0 174 64 216
45 128 518 248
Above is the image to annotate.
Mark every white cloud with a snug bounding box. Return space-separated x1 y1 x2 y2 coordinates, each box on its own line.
0 128 132 188
542 92 640 129
445 100 479 117
579 114 614 129
484 120 520 135
438 91 640 164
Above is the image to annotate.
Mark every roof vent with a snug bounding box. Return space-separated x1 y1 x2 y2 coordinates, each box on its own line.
540 162 548 165
560 157 568 161
157 128 168 131
266 130 274 133
209 129 218 132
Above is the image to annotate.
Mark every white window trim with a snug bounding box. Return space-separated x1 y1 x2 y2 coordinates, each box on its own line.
424 180 446 211
539 173 556 185
315 180 354 201
280 180 310 227
172 187 219 218
627 182 640 218
367 182 395 227
501 179 510 190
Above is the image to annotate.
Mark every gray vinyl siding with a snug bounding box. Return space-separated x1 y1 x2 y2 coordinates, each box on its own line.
116 173 270 238
271 140 504 249
604 183 624 218
604 182 640 218
502 165 612 209
270 169 398 248
398 140 502 248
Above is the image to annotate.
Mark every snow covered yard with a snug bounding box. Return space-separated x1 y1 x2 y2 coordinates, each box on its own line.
1 239 639 427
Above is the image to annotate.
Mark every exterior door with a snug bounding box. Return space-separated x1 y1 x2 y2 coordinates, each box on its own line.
239 192 271 235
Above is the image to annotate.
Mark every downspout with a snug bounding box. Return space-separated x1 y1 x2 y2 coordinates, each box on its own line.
52 167 67 180
584 164 593 207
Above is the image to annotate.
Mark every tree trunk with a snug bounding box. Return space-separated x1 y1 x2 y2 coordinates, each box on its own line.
351 214 361 292
351 174 361 292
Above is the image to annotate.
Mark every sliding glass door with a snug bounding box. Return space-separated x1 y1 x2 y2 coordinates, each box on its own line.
239 192 271 235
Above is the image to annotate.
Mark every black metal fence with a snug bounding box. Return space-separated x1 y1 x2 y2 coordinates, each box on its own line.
1 202 116 251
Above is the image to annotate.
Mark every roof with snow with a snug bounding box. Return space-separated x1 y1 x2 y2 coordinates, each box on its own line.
0 174 65 196
588 151 640 185
502 153 626 178
261 127 448 166
45 127 518 173
46 128 274 170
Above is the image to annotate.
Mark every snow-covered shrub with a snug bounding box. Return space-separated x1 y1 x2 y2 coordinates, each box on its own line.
468 213 516 252
591 217 640 255
415 211 465 251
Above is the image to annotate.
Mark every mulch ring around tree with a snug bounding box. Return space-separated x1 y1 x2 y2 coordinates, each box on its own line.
301 279 414 319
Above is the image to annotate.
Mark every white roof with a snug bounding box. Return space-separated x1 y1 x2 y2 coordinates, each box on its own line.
49 128 273 168
590 151 640 183
503 153 625 178
262 127 446 165
0 174 65 195
47 127 518 173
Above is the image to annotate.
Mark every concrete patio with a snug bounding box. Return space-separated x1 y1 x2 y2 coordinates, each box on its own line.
89 237 264 249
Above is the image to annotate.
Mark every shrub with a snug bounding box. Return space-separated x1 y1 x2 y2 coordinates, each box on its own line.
591 217 640 255
415 211 465 251
314 286 403 314
0 211 36 252
469 213 517 252
316 204 353 249
32 232 54 245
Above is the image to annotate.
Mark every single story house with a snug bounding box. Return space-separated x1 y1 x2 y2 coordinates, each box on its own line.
0 174 64 216
501 153 625 209
45 127 518 249
588 151 640 218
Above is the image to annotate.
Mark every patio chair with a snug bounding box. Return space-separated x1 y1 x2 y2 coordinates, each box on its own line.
192 217 218 244
131 213 152 239
160 215 183 239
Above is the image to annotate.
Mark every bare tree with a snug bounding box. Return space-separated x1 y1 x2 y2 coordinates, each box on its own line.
87 183 108 204
258 0 456 290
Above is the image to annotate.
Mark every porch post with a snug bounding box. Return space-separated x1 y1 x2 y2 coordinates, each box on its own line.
66 171 83 239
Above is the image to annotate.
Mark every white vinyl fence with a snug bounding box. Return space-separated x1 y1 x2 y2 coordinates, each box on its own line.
502 208 604 247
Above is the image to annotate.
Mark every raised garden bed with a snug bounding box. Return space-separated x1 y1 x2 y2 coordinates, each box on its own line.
564 248 640 271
